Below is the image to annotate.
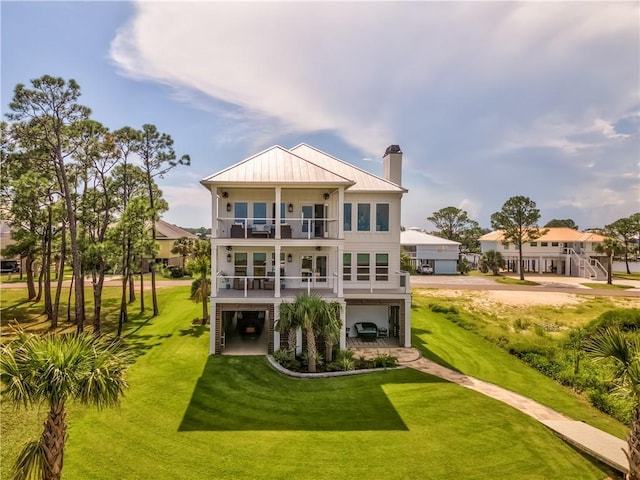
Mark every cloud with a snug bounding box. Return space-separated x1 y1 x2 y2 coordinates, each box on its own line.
110 1 639 228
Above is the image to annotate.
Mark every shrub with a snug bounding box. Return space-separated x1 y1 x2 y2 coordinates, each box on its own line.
584 308 640 335
371 353 398 368
169 267 185 278
191 278 203 298
513 318 529 331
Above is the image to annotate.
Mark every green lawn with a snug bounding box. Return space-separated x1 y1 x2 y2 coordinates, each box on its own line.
1 287 619 479
411 293 627 438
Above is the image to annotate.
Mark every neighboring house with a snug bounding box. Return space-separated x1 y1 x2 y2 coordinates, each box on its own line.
401 228 460 274
201 144 412 355
0 221 21 273
154 219 198 267
479 227 608 280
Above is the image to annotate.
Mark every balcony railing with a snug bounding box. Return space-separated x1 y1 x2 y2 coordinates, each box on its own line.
216 217 339 240
214 272 410 298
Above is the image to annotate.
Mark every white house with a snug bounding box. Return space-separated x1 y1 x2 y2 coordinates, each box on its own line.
479 227 608 280
401 228 460 274
200 144 412 355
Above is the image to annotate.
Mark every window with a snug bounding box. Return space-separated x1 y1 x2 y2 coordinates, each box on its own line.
234 202 248 224
302 205 313 233
344 203 352 231
253 202 267 224
234 253 247 278
357 253 370 281
357 204 370 231
551 242 559 247
376 204 389 231
376 253 388 281
541 242 548 247
253 252 266 277
343 253 352 281
530 242 537 247
502 243 509 250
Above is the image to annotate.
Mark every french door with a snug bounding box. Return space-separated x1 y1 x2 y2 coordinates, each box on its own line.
301 254 327 286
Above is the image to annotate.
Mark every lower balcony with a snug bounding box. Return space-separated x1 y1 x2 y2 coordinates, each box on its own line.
214 274 409 299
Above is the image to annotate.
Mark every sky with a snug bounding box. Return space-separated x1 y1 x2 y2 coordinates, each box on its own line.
2 1 639 231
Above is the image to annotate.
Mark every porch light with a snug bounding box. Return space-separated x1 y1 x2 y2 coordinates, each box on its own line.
287 254 293 263
323 192 330 200
222 191 229 198
288 203 293 213
315 246 322 251
226 202 231 212
226 253 232 263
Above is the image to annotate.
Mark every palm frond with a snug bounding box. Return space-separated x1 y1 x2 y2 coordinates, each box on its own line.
13 439 45 480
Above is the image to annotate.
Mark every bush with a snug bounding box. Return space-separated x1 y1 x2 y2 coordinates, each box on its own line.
191 278 203 298
371 353 398 368
169 267 185 278
584 308 640 335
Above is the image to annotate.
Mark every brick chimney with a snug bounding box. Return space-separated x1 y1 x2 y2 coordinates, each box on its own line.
382 145 402 186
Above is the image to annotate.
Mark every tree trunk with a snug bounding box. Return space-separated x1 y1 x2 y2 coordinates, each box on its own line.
518 245 525 281
626 405 640 480
288 328 297 352
42 402 66 480
66 275 74 324
43 215 53 324
35 261 44 303
608 255 613 285
128 272 135 303
92 267 105 337
151 262 159 317
305 326 317 373
139 267 145 313
52 223 66 326
25 255 36 300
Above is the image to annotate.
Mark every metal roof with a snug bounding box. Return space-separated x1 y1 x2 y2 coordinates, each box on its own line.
401 228 461 246
290 143 406 193
479 228 608 243
201 145 355 187
156 219 198 240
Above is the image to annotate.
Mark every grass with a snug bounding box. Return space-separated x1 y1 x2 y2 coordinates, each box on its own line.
613 271 640 282
493 275 540 286
2 286 615 479
411 293 627 438
582 282 635 290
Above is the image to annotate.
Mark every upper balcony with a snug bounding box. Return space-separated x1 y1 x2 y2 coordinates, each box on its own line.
215 217 340 241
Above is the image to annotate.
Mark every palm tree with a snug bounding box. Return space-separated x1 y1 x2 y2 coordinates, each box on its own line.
171 236 194 270
594 237 623 285
186 240 211 324
585 327 640 479
276 301 302 352
479 250 505 275
317 301 342 363
0 331 131 480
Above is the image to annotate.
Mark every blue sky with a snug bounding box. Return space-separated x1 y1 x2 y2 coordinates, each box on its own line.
2 1 638 230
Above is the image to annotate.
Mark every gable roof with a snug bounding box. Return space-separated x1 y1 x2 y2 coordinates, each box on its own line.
401 228 461 246
155 220 198 240
479 227 608 243
290 143 406 193
200 145 355 188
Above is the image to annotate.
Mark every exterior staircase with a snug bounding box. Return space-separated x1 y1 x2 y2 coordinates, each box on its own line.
567 248 608 281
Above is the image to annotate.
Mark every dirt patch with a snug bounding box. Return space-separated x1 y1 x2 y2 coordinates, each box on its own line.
419 289 583 308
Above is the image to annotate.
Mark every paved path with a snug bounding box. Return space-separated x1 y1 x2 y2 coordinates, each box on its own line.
352 346 629 475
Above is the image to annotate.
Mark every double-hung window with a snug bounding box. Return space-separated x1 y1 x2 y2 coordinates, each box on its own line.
357 204 370 231
376 204 389 231
357 253 370 281
344 203 352 231
343 253 352 281
376 253 389 281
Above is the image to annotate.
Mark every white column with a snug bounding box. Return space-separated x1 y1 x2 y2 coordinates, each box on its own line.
339 302 347 350
211 244 218 298
211 187 218 238
296 329 303 355
539 256 543 274
275 187 281 239
338 187 344 239
337 245 344 297
404 298 412 347
273 303 281 352
275 244 281 298
210 303 217 355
